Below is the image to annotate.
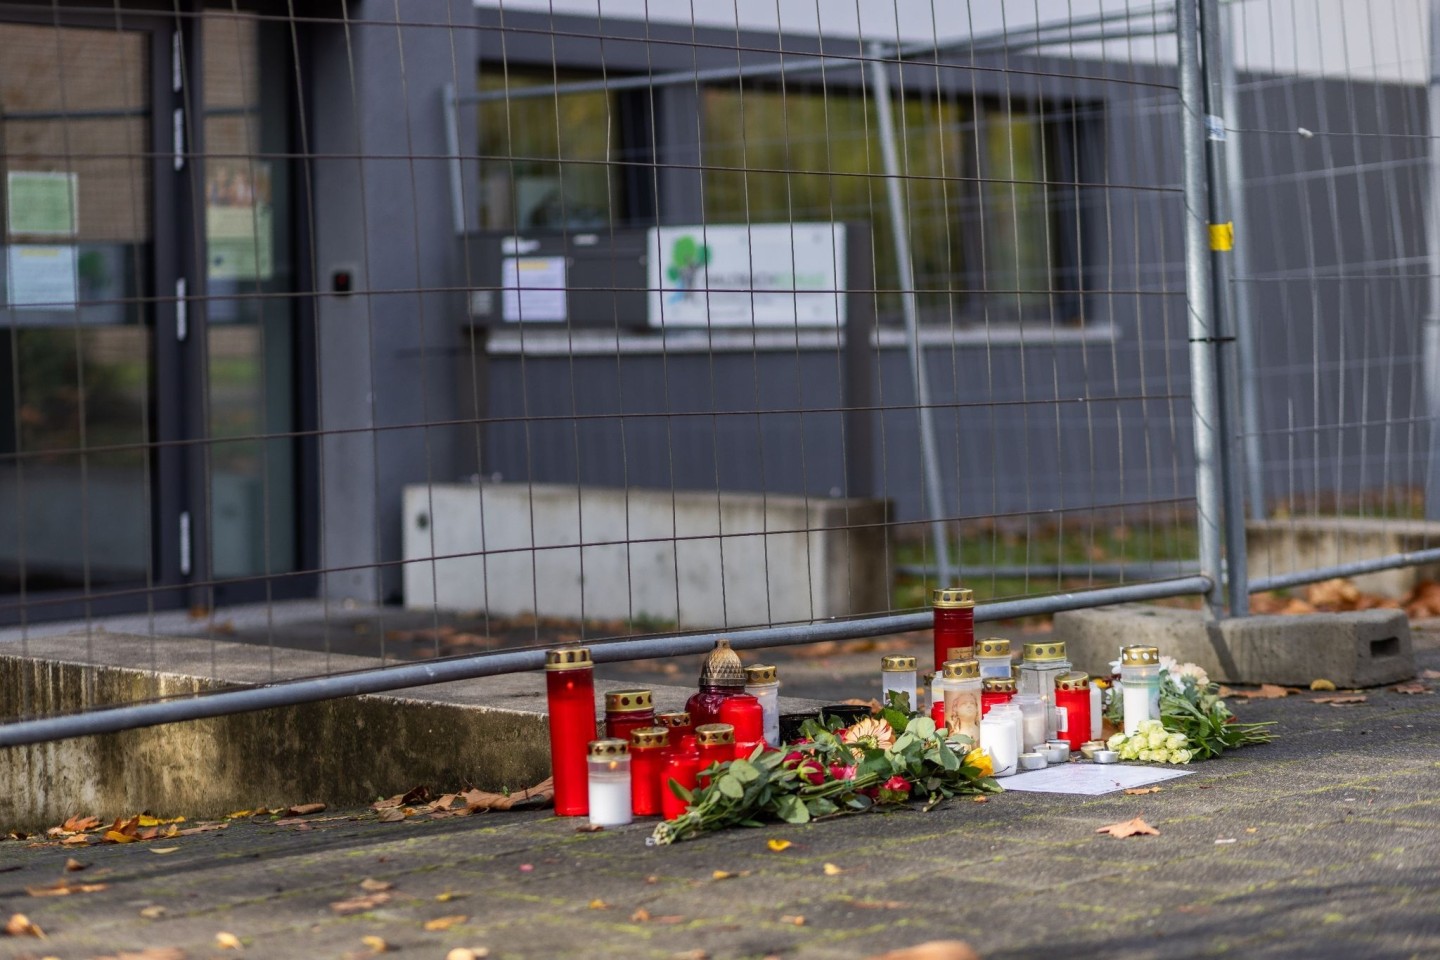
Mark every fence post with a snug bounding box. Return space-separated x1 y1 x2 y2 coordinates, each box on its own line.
1426 0 1440 520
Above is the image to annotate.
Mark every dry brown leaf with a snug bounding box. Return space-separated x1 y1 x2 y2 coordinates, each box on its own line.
781 915 806 926
64 857 87 871
630 907 651 923
1222 683 1294 700
98 949 187 960
460 778 554 813
173 822 226 836
445 951 491 960
822 863 845 876
372 785 432 811
215 931 242 950
361 935 390 953
435 891 464 902
136 815 185 827
1312 695 1367 705
1392 682 1430 695
864 941 981 960
376 807 407 823
26 878 108 896
1310 679 1338 691
1419 669 1440 680
1095 816 1160 838
359 878 393 892
61 833 92 846
3 912 44 938
225 808 274 819
286 803 327 816
971 795 989 804
588 899 609 910
61 814 101 833
139 905 168 919
330 892 391 915
424 915 468 932
1124 787 1162 795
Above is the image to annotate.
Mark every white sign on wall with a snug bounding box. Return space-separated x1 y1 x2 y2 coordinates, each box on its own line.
646 223 846 328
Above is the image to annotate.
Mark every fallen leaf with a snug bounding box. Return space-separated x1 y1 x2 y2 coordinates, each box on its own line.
1095 817 1160 838
574 824 605 833
26 878 108 896
711 870 738 880
1222 683 1294 700
864 940 983 960
435 891 464 902
139 905 168 919
3 912 44 938
136 815 185 828
330 892 392 915
1312 695 1367 705
424 915 468 932
1393 682 1430 695
97 949 186 960
766 839 792 852
361 935 390 953
225 809 274 820
1419 669 1440 680
1124 787 1162 796
61 833 92 846
173 822 227 836
372 785 433 811
64 857 87 871
1310 679 1337 691
445 951 490 960
61 814 102 833
286 803 327 816
376 807 407 823
823 863 845 876
359 878 393 892
459 778 554 813
781 915 806 926
588 899 609 910
216 931 242 949
630 907 651 922
971 795 989 804
149 847 181 855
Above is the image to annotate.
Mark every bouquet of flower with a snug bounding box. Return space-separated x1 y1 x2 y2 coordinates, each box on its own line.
1106 719 1192 763
1103 659 1274 763
649 710 1000 845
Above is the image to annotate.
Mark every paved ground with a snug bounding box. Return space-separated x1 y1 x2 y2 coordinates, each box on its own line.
3 631 1439 960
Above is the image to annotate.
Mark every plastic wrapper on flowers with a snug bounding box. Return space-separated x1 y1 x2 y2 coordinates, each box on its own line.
648 712 1000 845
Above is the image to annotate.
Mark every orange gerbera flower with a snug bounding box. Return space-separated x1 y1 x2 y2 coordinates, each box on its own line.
841 717 896 758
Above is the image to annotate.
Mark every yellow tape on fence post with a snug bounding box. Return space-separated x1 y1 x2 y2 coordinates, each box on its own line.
1209 222 1234 251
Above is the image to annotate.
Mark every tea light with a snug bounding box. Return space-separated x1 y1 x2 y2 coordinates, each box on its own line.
1018 751 1047 771
1042 744 1069 764
1080 740 1106 760
1093 749 1119 764
586 739 632 827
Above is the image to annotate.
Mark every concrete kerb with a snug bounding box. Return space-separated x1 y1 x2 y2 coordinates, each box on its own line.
0 632 824 829
1052 604 1414 688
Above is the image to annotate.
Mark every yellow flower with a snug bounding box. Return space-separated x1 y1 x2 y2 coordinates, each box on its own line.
964 748 994 778
841 717 896 758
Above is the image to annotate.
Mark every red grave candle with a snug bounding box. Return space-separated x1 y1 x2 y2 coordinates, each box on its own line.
545 646 597 817
604 688 655 743
655 710 693 743
982 677 1017 715
694 723 735 786
661 737 701 821
685 639 748 727
628 726 669 817
719 693 764 757
930 699 946 730
932 587 975 674
1054 672 1092 751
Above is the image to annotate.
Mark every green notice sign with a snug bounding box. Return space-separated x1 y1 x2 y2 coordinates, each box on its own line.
6 171 78 237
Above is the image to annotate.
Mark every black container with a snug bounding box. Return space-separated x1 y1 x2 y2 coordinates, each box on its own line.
818 704 870 727
778 712 818 744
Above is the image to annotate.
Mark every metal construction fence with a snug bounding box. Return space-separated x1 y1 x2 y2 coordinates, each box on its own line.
1 0 1439 745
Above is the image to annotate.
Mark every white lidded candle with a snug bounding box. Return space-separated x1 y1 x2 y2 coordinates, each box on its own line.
744 664 781 746
587 739 633 827
1013 693 1047 751
1089 680 1104 741
1119 645 1162 735
980 713 1019 778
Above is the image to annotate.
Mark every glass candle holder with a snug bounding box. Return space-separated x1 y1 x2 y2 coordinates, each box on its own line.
1054 672 1092 751
586 739 632 828
604 688 655 743
694 723 735 786
932 587 975 673
743 664 781 746
655 710 693 744
1018 641 1070 740
981 676 1017 720
660 736 701 821
976 637 1013 680
628 727 669 817
719 694 764 759
1013 693 1047 752
1120 645 1162 734
987 702 1025 762
686 639 747 727
980 712 1019 778
880 655 919 713
545 646 597 817
938 659 982 749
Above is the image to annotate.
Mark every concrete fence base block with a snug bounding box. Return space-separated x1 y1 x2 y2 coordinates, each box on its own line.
1052 604 1414 688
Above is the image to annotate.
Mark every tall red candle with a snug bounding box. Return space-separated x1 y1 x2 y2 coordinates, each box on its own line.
628 726 669 817
545 646 597 817
661 738 700 821
604 688 655 743
932 588 975 673
694 723 735 786
720 693 765 757
1054 672 1092 751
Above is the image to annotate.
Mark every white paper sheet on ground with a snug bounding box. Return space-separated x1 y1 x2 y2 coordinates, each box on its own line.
1000 763 1191 795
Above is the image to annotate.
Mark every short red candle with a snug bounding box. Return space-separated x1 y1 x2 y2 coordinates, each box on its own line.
545 647 597 817
982 681 1016 716
1055 674 1092 751
930 700 945 729
932 588 975 673
661 741 700 821
604 688 655 743
655 710 693 742
695 723 735 786
628 727 669 817
720 693 764 756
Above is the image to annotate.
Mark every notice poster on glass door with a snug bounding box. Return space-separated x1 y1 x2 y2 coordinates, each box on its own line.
6 245 78 310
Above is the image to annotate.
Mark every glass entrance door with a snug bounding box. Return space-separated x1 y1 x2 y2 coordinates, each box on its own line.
0 21 156 607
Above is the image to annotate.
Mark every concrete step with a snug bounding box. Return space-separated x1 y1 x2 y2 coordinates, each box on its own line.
0 633 825 829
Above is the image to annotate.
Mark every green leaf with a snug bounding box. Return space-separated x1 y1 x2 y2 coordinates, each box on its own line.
717 775 744 799
666 778 693 803
805 797 839 817
775 794 810 824
729 759 761 783
906 717 937 740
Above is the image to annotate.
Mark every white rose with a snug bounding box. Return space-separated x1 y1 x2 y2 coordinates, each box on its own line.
1147 731 1167 750
1172 749 1192 764
1166 734 1186 751
1107 733 1126 750
1138 749 1154 762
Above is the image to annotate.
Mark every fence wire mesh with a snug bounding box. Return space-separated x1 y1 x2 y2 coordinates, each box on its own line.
0 0 1432 738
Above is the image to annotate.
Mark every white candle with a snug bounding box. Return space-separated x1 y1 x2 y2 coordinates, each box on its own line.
1089 681 1103 741
1122 680 1159 735
980 714 1019 777
588 769 632 827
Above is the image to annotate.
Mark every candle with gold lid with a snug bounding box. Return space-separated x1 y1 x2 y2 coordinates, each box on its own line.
586 738 632 827
981 676 1016 715
976 637 1013 680
1120 645 1162 734
743 664 781 746
694 723 736 786
932 588 975 673
880 654 919 713
604 688 655 744
1019 641 1070 740
628 726 669 817
686 639 747 727
655 710 693 743
545 646 597 817
937 658 983 748
1054 672 1092 751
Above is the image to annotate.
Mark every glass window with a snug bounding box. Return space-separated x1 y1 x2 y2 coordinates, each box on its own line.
477 66 624 231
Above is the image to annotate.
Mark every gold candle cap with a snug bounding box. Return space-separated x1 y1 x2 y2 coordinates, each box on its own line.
655 711 691 729
1021 641 1067 663
1121 645 1161 666
942 658 980 680
629 727 670 749
977 637 1011 657
881 655 918 672
587 738 629 758
932 587 975 609
545 646 592 671
1055 671 1091 691
695 723 735 746
946 646 975 662
744 664 778 685
604 689 653 713
699 639 746 688
982 677 1017 693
